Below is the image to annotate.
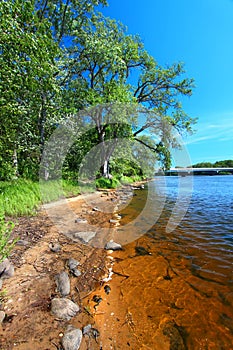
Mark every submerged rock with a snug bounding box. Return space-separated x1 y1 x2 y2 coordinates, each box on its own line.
61 326 83 350
51 298 79 320
104 285 111 295
162 321 186 350
135 246 152 256
55 271 70 296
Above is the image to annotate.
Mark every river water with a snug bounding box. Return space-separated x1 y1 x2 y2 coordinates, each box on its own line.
93 175 233 349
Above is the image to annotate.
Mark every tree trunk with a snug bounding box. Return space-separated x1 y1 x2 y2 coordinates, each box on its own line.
12 148 18 178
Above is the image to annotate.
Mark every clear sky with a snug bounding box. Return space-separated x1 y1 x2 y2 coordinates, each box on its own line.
102 0 233 165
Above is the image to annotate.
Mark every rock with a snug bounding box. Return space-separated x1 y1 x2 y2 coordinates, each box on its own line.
61 326 83 350
0 279 3 290
16 239 29 246
82 324 92 335
105 240 122 251
92 207 99 211
73 231 96 243
49 242 61 252
75 218 88 224
70 268 81 277
82 324 99 341
51 298 79 320
55 272 70 297
67 258 80 270
104 285 111 295
161 321 186 350
0 259 14 279
135 246 152 256
0 311 5 323
109 219 118 224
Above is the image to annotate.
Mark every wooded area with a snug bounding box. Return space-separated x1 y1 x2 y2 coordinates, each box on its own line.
0 0 196 182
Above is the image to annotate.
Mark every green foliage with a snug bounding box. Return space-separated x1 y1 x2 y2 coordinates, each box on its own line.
0 0 196 181
192 160 233 168
0 211 15 262
95 177 120 189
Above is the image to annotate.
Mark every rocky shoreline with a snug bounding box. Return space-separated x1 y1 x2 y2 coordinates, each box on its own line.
0 186 135 350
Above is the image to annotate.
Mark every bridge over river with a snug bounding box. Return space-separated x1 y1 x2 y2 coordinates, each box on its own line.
162 168 233 175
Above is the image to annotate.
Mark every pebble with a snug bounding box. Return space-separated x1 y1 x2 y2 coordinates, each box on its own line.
0 259 14 279
92 207 99 211
0 311 5 323
104 285 111 295
83 324 92 335
55 271 70 297
67 258 80 270
49 242 61 252
51 298 79 320
61 326 83 350
75 218 88 224
105 240 122 251
16 240 29 246
70 268 81 277
109 219 118 224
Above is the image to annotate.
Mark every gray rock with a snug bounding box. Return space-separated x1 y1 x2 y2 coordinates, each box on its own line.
109 219 118 224
49 242 61 252
0 279 3 290
0 259 14 279
0 311 5 323
0 311 6 323
51 298 79 320
62 326 83 350
73 231 96 243
16 239 29 246
82 324 92 335
67 258 80 270
104 240 122 251
75 218 88 224
55 272 70 297
70 268 81 277
92 207 99 211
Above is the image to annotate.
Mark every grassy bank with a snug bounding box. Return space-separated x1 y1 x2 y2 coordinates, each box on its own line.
0 179 82 217
0 175 146 217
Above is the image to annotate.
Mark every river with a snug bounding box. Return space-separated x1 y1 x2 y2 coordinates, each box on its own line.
92 175 233 349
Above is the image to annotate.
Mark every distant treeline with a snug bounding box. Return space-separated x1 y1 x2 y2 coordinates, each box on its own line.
191 160 233 168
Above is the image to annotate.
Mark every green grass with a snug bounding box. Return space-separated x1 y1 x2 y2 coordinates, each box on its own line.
0 179 82 217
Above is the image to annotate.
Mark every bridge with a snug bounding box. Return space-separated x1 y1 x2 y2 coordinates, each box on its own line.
161 168 233 176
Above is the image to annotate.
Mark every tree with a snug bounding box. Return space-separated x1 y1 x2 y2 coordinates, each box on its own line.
63 14 196 176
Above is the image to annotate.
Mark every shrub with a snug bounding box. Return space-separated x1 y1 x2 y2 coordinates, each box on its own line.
95 177 120 189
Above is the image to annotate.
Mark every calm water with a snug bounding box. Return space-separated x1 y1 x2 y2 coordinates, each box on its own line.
160 175 233 282
100 175 233 349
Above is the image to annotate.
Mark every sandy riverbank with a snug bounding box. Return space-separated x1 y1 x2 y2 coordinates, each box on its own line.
0 189 121 350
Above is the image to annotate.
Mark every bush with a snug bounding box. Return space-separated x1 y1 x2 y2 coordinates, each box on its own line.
95 177 120 189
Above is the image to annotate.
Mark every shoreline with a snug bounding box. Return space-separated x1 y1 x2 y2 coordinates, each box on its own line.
0 185 134 349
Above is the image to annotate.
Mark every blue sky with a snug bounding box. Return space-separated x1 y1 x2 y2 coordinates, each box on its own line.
102 0 233 165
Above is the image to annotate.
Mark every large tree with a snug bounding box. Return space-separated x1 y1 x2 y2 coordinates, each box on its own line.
62 14 196 177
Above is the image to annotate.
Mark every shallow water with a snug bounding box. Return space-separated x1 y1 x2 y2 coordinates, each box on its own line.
94 176 233 349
